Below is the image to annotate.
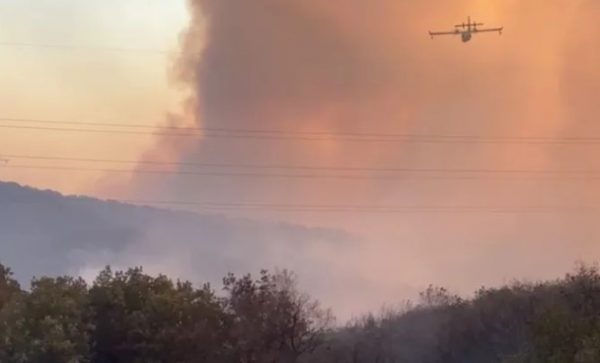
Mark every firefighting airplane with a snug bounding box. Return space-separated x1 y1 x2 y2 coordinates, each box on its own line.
429 17 503 42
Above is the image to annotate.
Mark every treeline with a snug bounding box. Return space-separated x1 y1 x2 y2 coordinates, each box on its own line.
3 263 600 362
314 264 600 363
0 265 331 363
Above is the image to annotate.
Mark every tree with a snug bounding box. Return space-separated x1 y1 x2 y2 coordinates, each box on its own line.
88 266 227 363
3 276 91 363
0 263 24 363
0 264 20 311
223 270 333 363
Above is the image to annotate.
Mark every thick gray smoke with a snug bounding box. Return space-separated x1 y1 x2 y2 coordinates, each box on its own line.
128 0 600 316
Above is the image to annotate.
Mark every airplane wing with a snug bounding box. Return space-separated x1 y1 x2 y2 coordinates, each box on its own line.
474 27 503 33
429 30 459 37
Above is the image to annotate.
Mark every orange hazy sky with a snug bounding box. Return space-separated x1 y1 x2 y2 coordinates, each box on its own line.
0 0 591 195
0 0 188 193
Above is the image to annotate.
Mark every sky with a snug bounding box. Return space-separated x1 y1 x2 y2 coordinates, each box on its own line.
2 0 600 316
0 0 188 193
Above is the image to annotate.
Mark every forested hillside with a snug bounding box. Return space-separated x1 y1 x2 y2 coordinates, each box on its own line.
0 181 354 291
2 262 600 362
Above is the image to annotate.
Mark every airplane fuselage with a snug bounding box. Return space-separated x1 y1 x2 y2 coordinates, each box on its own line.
461 31 472 42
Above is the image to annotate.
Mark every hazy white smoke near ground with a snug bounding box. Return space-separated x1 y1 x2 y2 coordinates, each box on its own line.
126 0 600 316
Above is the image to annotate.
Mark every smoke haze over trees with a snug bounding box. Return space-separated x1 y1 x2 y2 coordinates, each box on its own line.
0 181 370 318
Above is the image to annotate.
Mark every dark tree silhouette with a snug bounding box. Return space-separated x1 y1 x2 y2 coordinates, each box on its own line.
2 261 600 362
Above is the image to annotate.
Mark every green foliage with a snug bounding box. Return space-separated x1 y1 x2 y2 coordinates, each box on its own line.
522 264 600 363
0 264 20 310
0 262 331 363
22 277 90 363
0 273 89 363
311 264 600 363
223 270 333 362
88 266 227 363
0 264 25 363
4 261 600 362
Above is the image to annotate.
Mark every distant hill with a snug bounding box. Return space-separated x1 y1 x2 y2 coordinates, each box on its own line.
0 181 355 288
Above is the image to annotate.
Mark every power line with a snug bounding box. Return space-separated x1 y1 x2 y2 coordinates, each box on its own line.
0 124 201 138
3 118 600 144
120 200 596 213
3 198 597 214
123 203 600 214
3 153 600 176
136 205 596 214
0 164 486 180
3 117 422 138
0 124 408 142
0 117 551 139
3 163 600 181
0 117 201 131
0 41 173 56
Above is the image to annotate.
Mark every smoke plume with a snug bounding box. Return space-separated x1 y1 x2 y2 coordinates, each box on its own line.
129 0 600 315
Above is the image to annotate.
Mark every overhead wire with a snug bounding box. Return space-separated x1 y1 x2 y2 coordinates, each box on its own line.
0 164 517 180
3 118 600 144
118 200 597 213
4 36 599 215
2 164 600 182
2 41 599 213
1 197 597 214
2 153 600 176
0 41 173 56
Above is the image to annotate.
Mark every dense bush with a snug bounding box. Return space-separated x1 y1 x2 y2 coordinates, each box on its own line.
3 262 600 362
0 265 330 363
